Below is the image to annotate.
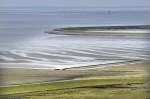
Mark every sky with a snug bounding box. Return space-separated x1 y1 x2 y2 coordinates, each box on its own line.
0 0 150 7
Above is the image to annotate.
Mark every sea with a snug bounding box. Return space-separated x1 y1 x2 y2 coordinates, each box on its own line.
0 7 150 69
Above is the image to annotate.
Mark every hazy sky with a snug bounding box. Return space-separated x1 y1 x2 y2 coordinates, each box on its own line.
0 0 150 7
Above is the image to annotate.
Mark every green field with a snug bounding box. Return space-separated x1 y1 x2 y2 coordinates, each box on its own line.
0 76 149 99
0 76 145 95
0 87 148 99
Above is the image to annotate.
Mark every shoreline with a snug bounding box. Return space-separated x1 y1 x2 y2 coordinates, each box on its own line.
0 59 144 70
0 60 148 87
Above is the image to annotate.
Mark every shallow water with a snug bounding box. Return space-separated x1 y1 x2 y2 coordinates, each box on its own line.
0 7 150 69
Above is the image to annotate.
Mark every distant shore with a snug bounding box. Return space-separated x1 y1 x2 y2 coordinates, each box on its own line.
46 25 150 36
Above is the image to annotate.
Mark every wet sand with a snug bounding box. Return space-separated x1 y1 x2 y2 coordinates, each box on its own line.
0 61 149 87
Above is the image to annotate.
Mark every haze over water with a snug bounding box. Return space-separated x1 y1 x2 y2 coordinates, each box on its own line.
0 7 150 69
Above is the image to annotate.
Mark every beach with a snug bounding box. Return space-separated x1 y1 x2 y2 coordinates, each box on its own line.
0 60 149 86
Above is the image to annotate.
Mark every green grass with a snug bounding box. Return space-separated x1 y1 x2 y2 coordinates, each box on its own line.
0 87 148 99
25 88 147 99
0 76 145 95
